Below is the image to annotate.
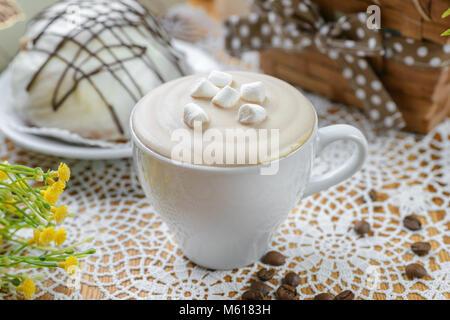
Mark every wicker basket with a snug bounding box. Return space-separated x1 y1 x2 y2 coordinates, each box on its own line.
260 0 450 133
316 0 450 44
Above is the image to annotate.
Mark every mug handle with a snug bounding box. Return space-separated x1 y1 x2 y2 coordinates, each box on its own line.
303 124 368 198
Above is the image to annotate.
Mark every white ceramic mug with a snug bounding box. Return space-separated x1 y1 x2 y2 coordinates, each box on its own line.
131 109 368 270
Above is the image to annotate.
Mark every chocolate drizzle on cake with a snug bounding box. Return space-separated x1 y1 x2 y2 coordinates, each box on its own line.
24 0 186 134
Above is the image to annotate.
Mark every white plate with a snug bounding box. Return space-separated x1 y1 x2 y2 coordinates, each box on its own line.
0 40 220 160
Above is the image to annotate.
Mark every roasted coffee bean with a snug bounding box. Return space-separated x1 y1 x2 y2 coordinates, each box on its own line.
257 268 274 281
275 284 297 300
405 263 427 279
403 215 422 231
242 289 263 300
334 290 354 300
411 242 431 256
369 189 378 201
314 293 334 300
261 250 286 266
354 220 370 235
250 280 271 297
282 272 300 287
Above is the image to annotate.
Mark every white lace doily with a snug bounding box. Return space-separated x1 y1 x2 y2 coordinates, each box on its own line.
0 89 448 300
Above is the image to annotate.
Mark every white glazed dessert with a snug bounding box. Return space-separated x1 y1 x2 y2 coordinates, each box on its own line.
9 0 189 141
132 71 316 166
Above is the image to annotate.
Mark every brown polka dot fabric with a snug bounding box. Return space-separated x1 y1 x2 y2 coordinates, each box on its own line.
384 34 450 68
224 0 450 131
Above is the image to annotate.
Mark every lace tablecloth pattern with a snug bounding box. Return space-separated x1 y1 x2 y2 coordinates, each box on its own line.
0 93 448 300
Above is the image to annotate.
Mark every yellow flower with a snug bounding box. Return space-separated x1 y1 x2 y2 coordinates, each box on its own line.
43 188 59 205
0 170 7 181
17 278 35 299
28 229 41 245
43 180 65 204
59 256 78 275
45 177 55 185
53 180 66 192
54 228 67 247
33 229 41 243
58 163 70 182
38 227 55 246
2 198 16 211
51 204 67 224
13 180 28 189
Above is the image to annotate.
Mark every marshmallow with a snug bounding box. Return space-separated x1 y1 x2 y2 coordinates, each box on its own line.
183 103 209 128
240 81 266 104
190 78 219 99
212 85 240 108
208 70 233 87
238 104 267 124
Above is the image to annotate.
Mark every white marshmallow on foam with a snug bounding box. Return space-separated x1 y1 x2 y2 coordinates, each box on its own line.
190 78 219 99
240 81 266 104
238 104 267 124
208 70 233 87
212 85 240 108
183 103 209 128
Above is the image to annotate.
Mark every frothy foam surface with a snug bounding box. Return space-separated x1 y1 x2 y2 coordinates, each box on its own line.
132 71 316 166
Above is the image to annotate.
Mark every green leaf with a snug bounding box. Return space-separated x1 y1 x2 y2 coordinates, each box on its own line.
441 29 450 36
443 8 450 18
